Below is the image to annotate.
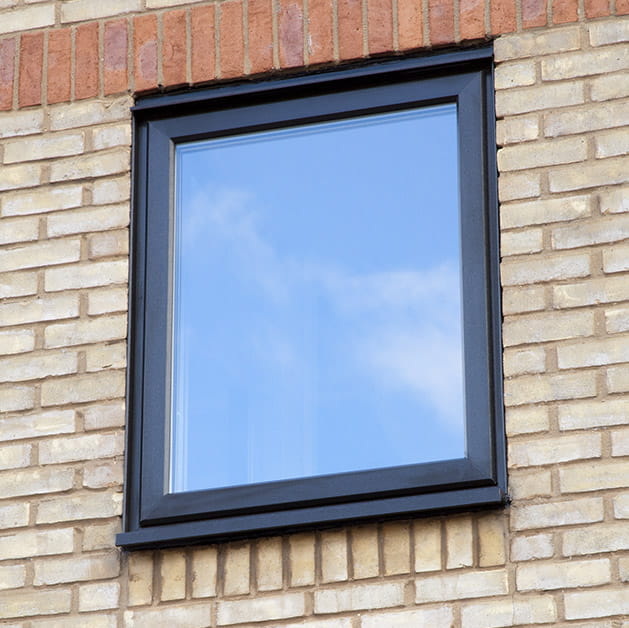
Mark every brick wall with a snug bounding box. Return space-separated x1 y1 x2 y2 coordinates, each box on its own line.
1 0 629 626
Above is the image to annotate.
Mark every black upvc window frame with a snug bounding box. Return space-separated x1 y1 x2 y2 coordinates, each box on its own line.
117 46 506 550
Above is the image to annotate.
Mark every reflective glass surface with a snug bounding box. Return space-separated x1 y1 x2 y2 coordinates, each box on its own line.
170 104 464 493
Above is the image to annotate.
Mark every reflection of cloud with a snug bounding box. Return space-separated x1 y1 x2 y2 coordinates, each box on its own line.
180 183 464 432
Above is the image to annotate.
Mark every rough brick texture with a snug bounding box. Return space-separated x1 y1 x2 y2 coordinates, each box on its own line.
1 1 629 626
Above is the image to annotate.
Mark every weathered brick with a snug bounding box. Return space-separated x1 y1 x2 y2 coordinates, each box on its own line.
505 405 550 436
501 252 590 286
512 497 604 530
0 271 38 299
256 537 283 591
604 244 629 273
553 214 629 249
502 285 546 315
509 432 601 467
315 581 405 613
223 543 250 595
496 115 539 145
614 492 629 518
413 519 441 572
0 328 35 355
0 215 39 245
415 569 508 603
501 194 591 228
0 351 77 383
504 372 596 406
86 342 127 373
498 136 587 171
546 101 629 137
0 443 31 470
47 205 128 237
45 260 128 291
542 48 629 80
503 346 546 377
509 469 552 500
88 286 128 315
37 492 122 524
45 315 126 348
559 398 629 430
0 564 26 591
362 607 454 628
0 503 29 529
83 401 125 430
321 529 348 582
0 588 71 620
494 26 580 60
0 109 44 139
92 176 130 205
501 228 543 256
563 522 629 556
289 532 315 586
565 588 629 620
34 551 120 585
217 592 306 625
591 71 629 101
61 0 142 22
517 558 611 591
88 229 129 259
558 335 629 369
478 514 507 567
49 98 131 131
608 366 629 392
0 528 74 560
560 460 629 493
589 19 629 45
0 385 35 412
446 517 473 569
93 124 131 150
83 459 124 488
0 162 41 191
3 133 84 164
191 546 217 598
494 60 536 89
0 4 55 35
503 310 594 346
79 582 120 612
460 596 556 628
496 81 584 116
382 522 410 575
124 606 212 628
351 525 380 579
612 429 629 457
606 307 629 335
128 551 153 606
0 239 80 273
554 275 629 308
161 550 187 601
595 127 629 158
49 149 130 183
498 171 541 201
600 185 629 214
1 184 83 216
39 432 123 463
511 533 554 561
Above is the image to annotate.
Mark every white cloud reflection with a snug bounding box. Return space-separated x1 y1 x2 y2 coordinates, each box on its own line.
180 184 464 434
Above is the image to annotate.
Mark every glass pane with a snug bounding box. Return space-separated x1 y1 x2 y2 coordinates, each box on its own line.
170 104 465 493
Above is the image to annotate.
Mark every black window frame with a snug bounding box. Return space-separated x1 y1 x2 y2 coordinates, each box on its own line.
117 46 506 550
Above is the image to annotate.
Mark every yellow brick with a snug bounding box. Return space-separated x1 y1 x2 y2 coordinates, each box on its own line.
611 428 629 456
45 315 127 348
47 204 129 237
41 370 125 406
546 102 629 138
1 184 83 216
508 432 601 467
460 596 556 628
501 252 590 286
191 546 217 598
0 215 39 245
558 335 629 369
362 607 454 628
0 385 34 412
494 27 580 60
0 442 37 473
78 582 120 612
351 525 380 579
3 133 84 164
160 551 186 601
503 310 593 346
82 520 121 551
88 229 129 258
45 260 128 291
83 460 124 488
0 109 44 139
124 606 212 628
92 123 131 150
0 409 76 441
49 98 132 131
415 569 507 603
591 71 629 101
559 398 629 430
382 522 410 575
86 342 127 372
0 162 41 191
496 81 584 117
0 467 74 500
560 460 629 493
614 493 629 518
498 136 587 171
554 275 629 308
589 19 629 45
321 529 348 582
0 564 26 591
0 329 35 355
61 0 142 22
496 114 539 145
607 366 629 393
92 176 130 205
256 537 282 591
541 48 629 80
516 558 611 591
314 581 405 613
478 514 507 567
509 469 552 500
38 432 123 464
512 497 604 531
565 588 629 620
0 528 74 560
504 372 596 406
0 270 38 299
553 214 629 249
502 285 546 315
501 228 543 256
505 405 550 436
0 503 29 529
83 401 125 430
603 243 629 273
33 551 119 585
498 171 541 202
0 588 71 620
413 519 441 573
595 127 629 159
446 517 473 569
223 544 250 596
36 492 122 524
128 552 153 606
0 238 80 272
0 3 55 34
511 533 554 561
501 194 591 229
289 532 315 586
563 522 629 556
217 592 305 625
494 59 536 89
87 286 128 315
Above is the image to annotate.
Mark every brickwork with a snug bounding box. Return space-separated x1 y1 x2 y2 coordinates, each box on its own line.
1 0 629 626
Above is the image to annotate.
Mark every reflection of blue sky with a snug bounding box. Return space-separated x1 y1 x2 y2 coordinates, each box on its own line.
170 105 465 492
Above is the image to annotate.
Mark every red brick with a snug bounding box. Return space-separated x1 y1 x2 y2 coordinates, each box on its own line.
307 0 334 64
618 0 629 14
553 0 578 22
338 0 363 60
429 0 455 45
0 37 16 111
248 0 274 73
460 0 486 40
397 0 423 50
191 5 216 83
104 20 128 95
490 0 516 33
522 0 547 27
163 10 187 87
367 0 393 54
219 1 244 78
134 14 158 92
19 32 44 108
75 23 99 100
47 29 71 104
279 0 304 68
584 0 609 17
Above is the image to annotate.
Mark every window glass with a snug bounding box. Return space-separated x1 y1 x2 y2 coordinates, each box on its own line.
171 104 464 493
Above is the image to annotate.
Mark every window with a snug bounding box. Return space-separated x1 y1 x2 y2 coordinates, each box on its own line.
118 47 506 549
